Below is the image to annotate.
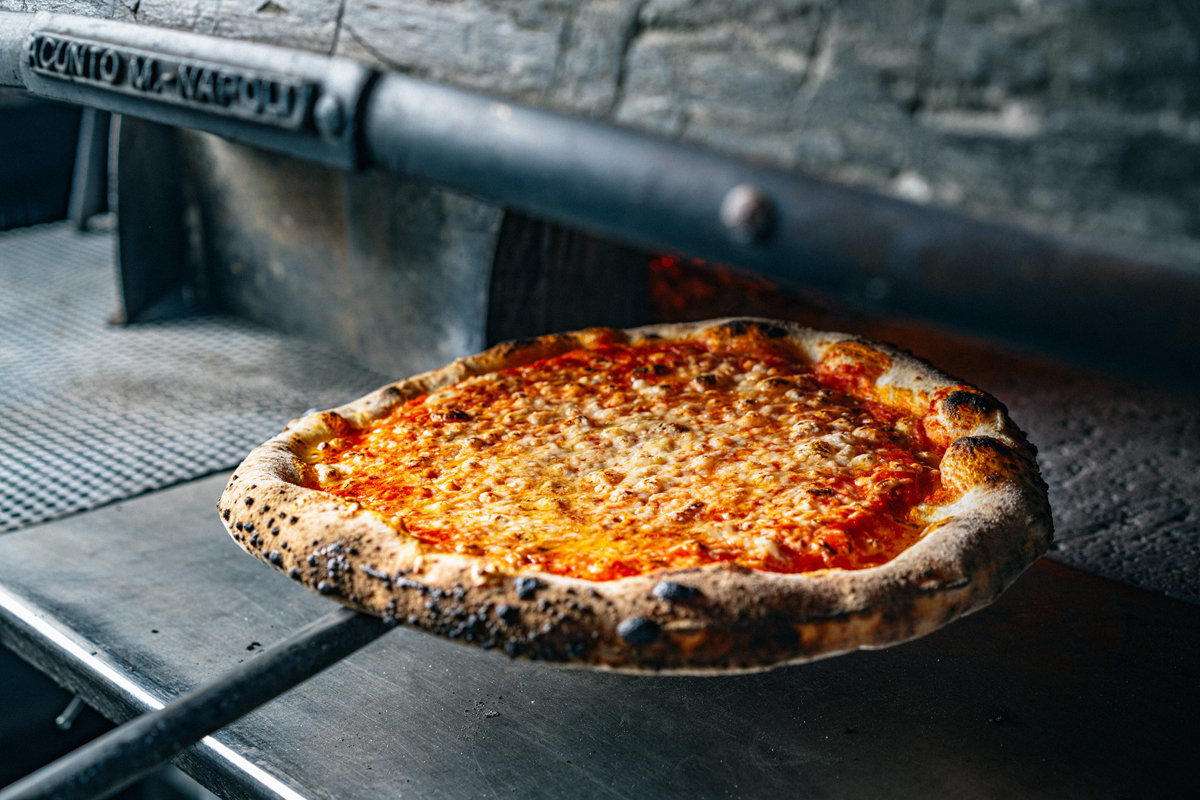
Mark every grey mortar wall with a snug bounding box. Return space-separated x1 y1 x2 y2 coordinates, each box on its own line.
7 0 1195 269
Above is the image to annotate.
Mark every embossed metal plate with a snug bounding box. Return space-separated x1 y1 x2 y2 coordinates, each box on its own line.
26 32 313 130
7 12 373 169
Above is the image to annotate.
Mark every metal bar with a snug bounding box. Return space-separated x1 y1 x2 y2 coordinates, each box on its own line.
1 10 1198 379
111 115 190 322
67 107 109 229
362 73 1200 379
0 607 388 800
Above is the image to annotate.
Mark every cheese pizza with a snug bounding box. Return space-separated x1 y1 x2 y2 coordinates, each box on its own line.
219 319 1051 672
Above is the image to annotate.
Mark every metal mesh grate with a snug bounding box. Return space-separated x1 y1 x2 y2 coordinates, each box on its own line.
0 223 388 533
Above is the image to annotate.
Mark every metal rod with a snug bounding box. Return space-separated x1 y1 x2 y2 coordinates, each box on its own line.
54 696 85 732
67 108 110 230
360 72 1200 380
0 607 388 800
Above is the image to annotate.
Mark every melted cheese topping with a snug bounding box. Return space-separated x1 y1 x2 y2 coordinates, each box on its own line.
308 340 943 581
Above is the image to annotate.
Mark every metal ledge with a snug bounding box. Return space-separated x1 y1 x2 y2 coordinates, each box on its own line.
1 10 1197 383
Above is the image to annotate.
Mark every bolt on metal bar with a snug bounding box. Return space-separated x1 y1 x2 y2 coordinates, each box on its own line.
54 696 85 732
0 607 389 800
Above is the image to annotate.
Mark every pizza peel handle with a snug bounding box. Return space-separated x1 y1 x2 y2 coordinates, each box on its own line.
0 607 389 800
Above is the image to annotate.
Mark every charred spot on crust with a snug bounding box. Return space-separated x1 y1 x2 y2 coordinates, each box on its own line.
514 577 543 600
492 336 557 364
773 622 800 649
617 616 660 645
499 336 539 355
717 319 788 339
431 408 471 423
719 320 753 337
749 620 800 652
316 580 338 595
487 333 595 371
359 564 391 582
268 550 283 566
222 509 231 521
942 388 1003 422
243 497 254 507
288 567 301 579
950 435 1013 460
925 386 1009 448
496 604 520 624
653 581 701 602
315 411 351 436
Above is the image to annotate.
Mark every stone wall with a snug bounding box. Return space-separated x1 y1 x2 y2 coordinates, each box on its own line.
8 0 1197 268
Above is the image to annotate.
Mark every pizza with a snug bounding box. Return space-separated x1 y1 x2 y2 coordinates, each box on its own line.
218 318 1051 672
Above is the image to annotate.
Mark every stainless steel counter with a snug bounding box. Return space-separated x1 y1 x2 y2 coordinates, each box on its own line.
0 472 1196 799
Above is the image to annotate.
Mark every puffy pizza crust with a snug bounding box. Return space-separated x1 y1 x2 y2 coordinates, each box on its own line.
218 318 1052 673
